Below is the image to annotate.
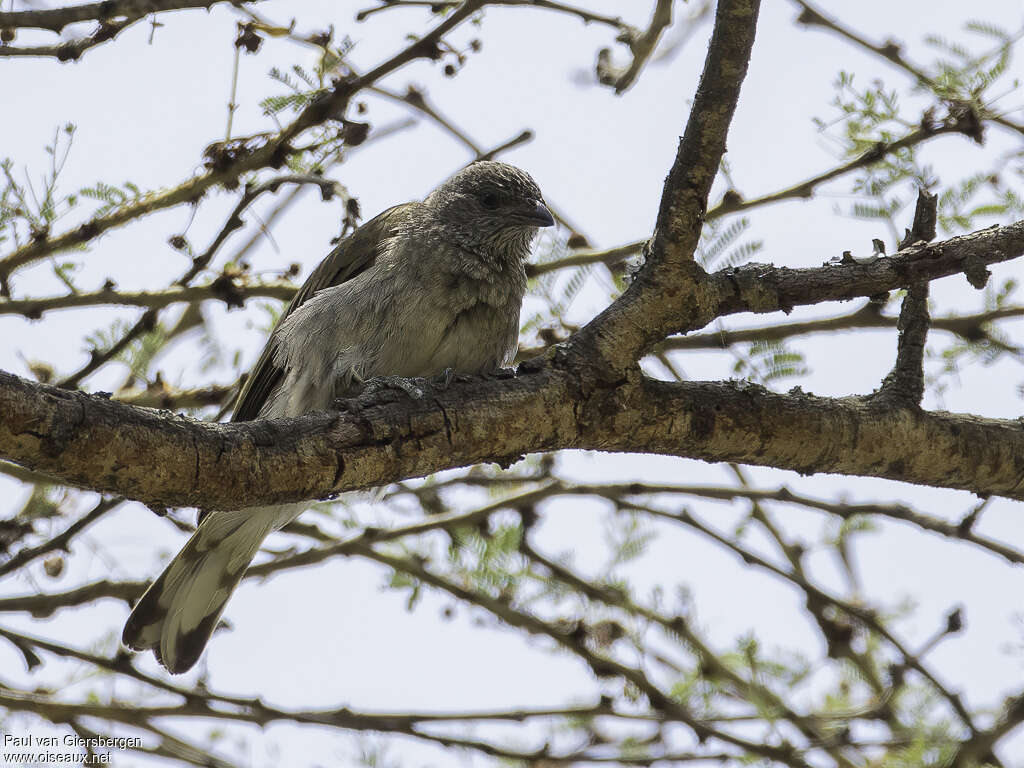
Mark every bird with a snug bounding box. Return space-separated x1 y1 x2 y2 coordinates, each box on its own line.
122 161 554 673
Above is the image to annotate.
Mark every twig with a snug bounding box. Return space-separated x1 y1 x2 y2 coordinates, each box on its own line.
0 18 135 60
598 0 674 94
57 308 157 389
0 280 295 317
527 240 645 278
113 382 234 409
517 535 861 767
789 0 1024 140
356 0 629 32
634 501 981 734
706 121 973 221
49 174 340 388
0 2 486 281
790 0 932 84
222 117 418 265
0 0 246 33
658 303 1024 351
947 693 1024 768
476 129 534 160
356 544 818 768
0 497 122 578
177 173 346 284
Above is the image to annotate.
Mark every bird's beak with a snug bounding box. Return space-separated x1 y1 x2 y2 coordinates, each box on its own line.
524 200 555 228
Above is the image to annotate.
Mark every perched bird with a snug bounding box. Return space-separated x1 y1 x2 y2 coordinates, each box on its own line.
122 161 554 673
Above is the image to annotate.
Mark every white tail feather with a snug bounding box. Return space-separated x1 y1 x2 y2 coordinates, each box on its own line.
123 506 288 673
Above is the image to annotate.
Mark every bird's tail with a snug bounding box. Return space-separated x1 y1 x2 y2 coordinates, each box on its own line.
122 509 275 674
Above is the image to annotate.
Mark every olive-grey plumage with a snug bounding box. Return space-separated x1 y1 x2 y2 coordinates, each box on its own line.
122 161 553 673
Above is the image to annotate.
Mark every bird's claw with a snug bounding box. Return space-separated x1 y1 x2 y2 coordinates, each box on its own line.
431 367 455 390
429 367 515 390
486 366 517 380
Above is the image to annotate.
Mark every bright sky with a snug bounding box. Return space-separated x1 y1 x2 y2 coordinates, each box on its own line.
2 0 1024 765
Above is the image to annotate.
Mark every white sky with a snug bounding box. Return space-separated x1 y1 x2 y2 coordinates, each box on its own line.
2 0 1024 765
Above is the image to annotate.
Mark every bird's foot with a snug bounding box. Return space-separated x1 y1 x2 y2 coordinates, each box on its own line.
360 375 425 400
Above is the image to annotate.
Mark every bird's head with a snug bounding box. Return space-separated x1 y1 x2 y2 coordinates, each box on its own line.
426 161 554 256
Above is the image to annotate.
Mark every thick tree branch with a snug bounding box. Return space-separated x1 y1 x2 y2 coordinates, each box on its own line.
3 253 1024 516
570 0 761 373
3 221 1024 508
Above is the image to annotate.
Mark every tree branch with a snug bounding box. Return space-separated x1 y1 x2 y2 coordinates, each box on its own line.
789 0 932 84
57 308 158 389
0 497 121 579
658 303 1024 351
4 218 1024 509
526 240 646 278
0 18 137 60
356 545 815 766
356 0 629 33
571 211 1020 383
874 190 937 406
789 0 1024 139
0 280 294 318
0 1 484 284
596 0 674 95
0 0 242 33
570 0 762 373
113 381 234 409
706 119 979 219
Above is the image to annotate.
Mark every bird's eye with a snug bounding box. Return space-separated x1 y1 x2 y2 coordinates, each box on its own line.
481 192 500 210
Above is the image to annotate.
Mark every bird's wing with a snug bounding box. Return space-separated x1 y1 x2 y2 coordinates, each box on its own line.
230 203 413 423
